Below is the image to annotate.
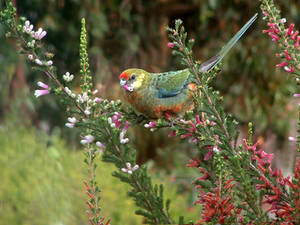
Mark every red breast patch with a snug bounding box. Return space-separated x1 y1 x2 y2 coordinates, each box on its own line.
120 72 129 80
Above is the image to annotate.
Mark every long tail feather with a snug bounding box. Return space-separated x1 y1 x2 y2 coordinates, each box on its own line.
200 13 258 72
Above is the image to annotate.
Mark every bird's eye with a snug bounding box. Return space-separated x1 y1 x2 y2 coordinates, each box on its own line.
131 74 136 80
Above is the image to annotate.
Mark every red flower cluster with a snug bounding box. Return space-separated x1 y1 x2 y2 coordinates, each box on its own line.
84 181 111 225
243 140 300 223
194 179 241 224
263 17 299 73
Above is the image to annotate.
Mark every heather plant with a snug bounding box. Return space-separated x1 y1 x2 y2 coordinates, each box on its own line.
0 0 299 224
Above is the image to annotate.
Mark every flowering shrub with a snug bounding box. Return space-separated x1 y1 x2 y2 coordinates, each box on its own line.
0 0 299 224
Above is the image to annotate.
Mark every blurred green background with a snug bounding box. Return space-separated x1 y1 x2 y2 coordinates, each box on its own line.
0 0 299 224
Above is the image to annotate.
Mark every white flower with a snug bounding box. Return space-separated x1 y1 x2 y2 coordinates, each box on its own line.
84 108 91 116
45 60 53 66
63 72 74 82
213 146 220 153
80 135 95 145
93 89 98 95
23 20 34 34
65 123 74 128
121 162 139 174
77 92 89 103
68 117 77 124
27 40 35 48
64 87 73 96
288 136 296 142
35 58 43 66
120 138 129 144
96 141 105 149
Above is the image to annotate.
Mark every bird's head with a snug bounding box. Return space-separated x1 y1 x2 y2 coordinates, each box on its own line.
119 68 148 92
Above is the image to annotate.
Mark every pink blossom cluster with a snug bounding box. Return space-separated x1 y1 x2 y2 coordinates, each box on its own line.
23 20 47 40
262 14 299 73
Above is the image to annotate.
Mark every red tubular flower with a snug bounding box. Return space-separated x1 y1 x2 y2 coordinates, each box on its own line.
181 133 193 138
87 191 95 199
291 30 299 40
84 181 91 191
286 24 295 36
258 164 267 174
268 32 279 41
204 149 213 160
284 50 291 61
187 157 201 168
276 61 288 68
195 179 239 224
195 114 201 124
86 201 94 210
197 167 210 180
86 210 93 220
295 36 300 48
284 66 295 73
168 130 176 137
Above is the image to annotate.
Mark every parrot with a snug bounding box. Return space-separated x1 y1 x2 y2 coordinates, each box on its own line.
119 14 257 119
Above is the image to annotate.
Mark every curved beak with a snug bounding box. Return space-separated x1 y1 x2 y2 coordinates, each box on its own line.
120 78 126 86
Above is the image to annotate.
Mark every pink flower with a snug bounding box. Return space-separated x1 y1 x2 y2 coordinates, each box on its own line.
168 42 174 48
35 81 50 97
94 97 101 103
34 89 50 98
120 121 130 144
280 18 286 24
111 112 122 128
188 137 198 143
293 94 300 97
37 81 49 89
34 28 47 40
80 135 94 145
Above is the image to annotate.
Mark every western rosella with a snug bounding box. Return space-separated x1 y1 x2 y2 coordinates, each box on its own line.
120 14 257 118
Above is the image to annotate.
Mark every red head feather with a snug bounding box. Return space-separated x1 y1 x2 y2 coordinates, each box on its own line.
120 72 129 80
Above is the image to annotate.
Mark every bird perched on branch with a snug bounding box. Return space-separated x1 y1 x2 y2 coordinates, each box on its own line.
119 14 257 119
